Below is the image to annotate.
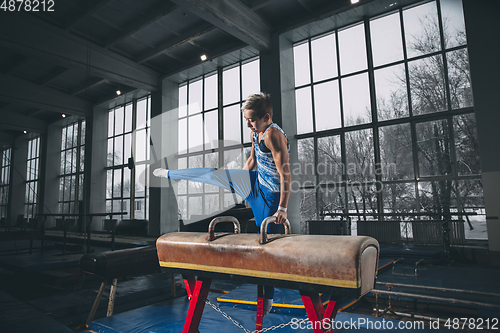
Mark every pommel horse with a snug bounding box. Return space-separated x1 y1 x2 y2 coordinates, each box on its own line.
156 216 379 333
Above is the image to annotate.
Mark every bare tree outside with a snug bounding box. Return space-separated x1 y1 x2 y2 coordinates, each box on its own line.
294 0 483 239
60 121 85 215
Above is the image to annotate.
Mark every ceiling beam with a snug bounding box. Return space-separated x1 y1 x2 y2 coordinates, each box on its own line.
170 0 271 51
188 40 210 53
25 108 45 117
137 22 215 64
3 56 31 75
91 13 157 50
0 110 47 133
0 131 15 145
277 0 374 33
70 78 107 96
0 102 9 111
93 86 137 107
295 0 314 13
248 0 280 11
0 13 160 92
163 51 189 64
0 73 89 117
65 0 115 31
105 3 179 49
40 67 69 86
163 40 247 78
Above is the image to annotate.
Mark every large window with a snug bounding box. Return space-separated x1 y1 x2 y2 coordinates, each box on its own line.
293 0 482 238
25 137 40 218
106 96 151 220
0 148 11 219
177 58 260 220
59 120 85 214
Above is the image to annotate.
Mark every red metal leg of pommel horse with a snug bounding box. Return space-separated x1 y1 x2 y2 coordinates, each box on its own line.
182 275 212 333
300 291 343 333
183 277 342 333
256 286 342 333
256 285 264 331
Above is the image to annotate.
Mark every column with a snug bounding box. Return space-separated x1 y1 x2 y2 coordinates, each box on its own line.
260 33 300 233
463 0 500 253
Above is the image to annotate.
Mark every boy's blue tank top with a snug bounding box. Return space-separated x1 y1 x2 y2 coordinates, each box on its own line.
252 123 289 193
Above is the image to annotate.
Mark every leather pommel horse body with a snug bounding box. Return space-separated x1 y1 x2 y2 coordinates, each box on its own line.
156 216 380 333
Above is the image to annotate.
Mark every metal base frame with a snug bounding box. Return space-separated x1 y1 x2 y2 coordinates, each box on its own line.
180 274 343 333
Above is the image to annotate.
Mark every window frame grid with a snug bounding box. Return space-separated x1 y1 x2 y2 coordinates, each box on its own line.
177 57 259 221
59 119 85 215
25 137 40 219
0 148 12 219
293 0 479 221
106 96 151 221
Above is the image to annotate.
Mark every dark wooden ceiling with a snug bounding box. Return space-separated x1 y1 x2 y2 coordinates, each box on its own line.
0 0 420 145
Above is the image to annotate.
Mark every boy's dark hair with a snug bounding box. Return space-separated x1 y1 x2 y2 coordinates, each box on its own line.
241 93 273 119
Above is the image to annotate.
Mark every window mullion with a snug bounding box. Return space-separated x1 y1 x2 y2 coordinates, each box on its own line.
74 122 82 214
364 18 384 219
202 75 206 214
130 102 137 219
436 0 453 113
217 67 224 211
399 7 413 119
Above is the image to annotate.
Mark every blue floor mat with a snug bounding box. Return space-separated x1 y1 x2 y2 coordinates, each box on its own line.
217 284 356 315
86 290 451 332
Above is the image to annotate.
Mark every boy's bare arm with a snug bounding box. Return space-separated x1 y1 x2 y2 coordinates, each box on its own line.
267 128 291 224
243 138 256 170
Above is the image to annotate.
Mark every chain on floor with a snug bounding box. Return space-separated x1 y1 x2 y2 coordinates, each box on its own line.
204 298 308 333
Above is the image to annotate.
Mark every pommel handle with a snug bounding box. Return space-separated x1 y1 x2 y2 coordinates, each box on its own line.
259 216 291 244
208 216 241 241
